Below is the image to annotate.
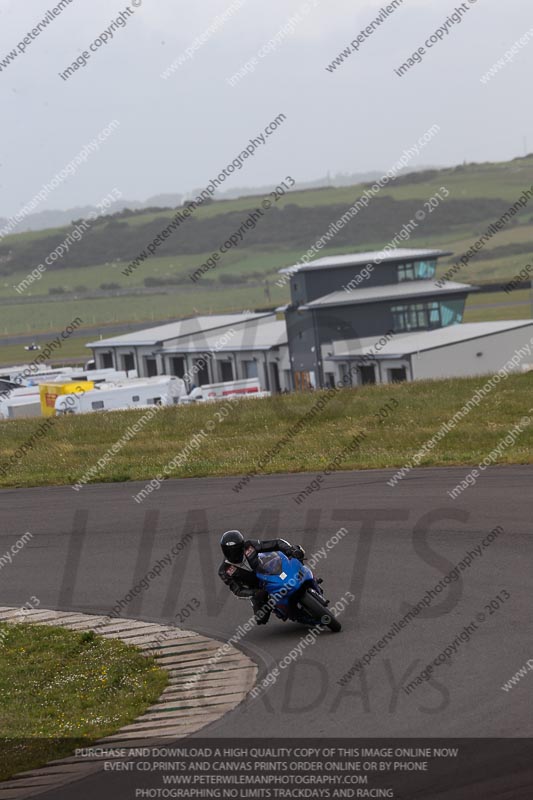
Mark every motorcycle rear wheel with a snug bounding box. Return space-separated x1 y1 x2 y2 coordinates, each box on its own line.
300 590 341 632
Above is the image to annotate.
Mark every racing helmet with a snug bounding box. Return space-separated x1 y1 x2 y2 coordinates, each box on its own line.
220 530 245 563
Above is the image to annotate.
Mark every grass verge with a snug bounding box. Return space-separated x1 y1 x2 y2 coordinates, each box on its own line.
0 374 532 489
0 621 167 781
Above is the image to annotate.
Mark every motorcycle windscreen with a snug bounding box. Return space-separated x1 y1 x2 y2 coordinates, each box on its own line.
256 552 283 575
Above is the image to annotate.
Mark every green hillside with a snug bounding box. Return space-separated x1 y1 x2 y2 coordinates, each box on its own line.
1 154 532 357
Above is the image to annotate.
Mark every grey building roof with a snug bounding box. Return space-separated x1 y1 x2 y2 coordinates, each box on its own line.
85 313 272 348
279 248 451 275
328 320 533 359
300 280 475 309
159 318 288 353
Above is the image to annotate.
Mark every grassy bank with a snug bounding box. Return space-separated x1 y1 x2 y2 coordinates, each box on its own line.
0 622 167 780
0 375 532 489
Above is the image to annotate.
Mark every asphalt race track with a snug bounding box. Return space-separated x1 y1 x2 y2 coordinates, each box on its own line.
1 465 532 798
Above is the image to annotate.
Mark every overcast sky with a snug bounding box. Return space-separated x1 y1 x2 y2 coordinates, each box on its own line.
0 0 531 218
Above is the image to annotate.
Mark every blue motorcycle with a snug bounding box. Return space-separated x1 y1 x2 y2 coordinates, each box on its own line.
256 551 341 632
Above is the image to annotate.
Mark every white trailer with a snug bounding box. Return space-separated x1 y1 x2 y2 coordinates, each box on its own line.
66 368 133 383
179 378 264 405
55 376 185 415
1 365 76 385
1 395 42 420
0 385 43 420
1 365 130 387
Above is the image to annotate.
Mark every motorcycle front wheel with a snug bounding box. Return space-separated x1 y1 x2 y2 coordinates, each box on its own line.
299 590 341 632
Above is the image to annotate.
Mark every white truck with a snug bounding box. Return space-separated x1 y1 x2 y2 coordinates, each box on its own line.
55 375 186 415
178 378 266 405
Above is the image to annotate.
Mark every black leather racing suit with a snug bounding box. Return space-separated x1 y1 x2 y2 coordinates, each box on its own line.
218 538 303 624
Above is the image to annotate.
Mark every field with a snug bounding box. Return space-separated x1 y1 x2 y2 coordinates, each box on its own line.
464 288 533 322
0 283 286 336
1 374 532 490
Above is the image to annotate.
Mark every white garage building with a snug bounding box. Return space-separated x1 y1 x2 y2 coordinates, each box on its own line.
86 312 291 392
325 320 533 385
87 314 533 393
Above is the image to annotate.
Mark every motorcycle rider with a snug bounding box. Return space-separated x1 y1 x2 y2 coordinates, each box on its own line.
218 530 305 625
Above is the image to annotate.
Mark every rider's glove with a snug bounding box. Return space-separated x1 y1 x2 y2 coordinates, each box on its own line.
289 545 305 561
